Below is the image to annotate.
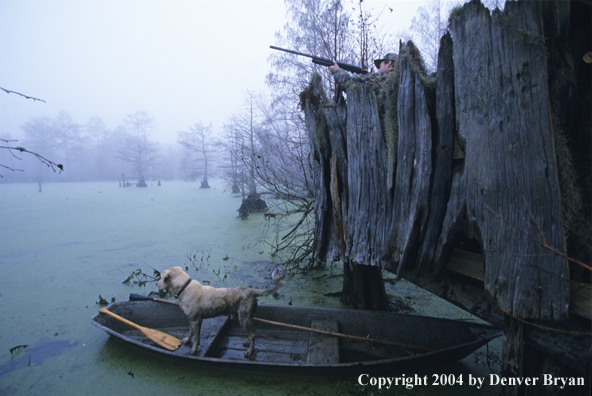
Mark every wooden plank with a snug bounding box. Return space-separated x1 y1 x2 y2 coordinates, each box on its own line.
219 334 309 355
307 320 339 365
213 328 309 363
217 348 307 364
225 327 310 341
202 316 231 357
446 248 485 281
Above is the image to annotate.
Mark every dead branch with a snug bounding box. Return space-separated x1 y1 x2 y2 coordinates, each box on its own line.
485 203 592 272
0 87 46 103
0 143 64 176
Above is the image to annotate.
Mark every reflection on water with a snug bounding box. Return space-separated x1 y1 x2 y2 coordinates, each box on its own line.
0 180 500 395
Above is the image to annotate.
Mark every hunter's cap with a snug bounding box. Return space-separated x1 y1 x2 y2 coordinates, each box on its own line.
374 53 398 68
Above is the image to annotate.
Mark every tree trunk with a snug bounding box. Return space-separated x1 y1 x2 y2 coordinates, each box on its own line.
302 0 590 388
344 83 393 267
136 176 147 187
341 261 388 310
432 0 569 321
383 41 434 275
303 75 391 311
200 153 210 188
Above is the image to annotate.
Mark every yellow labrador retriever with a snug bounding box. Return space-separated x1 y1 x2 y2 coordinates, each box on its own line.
156 266 279 357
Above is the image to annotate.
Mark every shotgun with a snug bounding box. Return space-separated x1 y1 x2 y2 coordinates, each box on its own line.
270 45 366 75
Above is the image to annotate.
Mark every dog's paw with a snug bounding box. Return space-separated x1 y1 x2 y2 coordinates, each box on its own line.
244 350 252 357
243 340 250 347
187 345 199 355
181 337 191 345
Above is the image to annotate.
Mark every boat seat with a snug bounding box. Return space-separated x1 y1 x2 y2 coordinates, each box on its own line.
306 319 339 365
199 316 231 357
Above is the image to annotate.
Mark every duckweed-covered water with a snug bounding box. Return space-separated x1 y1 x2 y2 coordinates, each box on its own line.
0 180 501 395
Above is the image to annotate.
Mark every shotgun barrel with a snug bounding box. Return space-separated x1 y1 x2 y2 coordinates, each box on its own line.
270 45 366 74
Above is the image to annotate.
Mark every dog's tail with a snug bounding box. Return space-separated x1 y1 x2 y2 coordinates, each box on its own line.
254 282 282 297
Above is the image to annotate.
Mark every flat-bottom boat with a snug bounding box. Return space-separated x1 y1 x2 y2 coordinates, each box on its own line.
90 300 502 376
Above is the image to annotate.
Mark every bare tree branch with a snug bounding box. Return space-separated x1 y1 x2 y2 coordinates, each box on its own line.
0 139 64 177
0 87 46 103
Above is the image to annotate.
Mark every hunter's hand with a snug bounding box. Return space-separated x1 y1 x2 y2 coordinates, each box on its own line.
329 60 340 74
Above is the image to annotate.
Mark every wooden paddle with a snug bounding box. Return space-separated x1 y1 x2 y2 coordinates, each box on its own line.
252 317 433 351
128 294 432 352
99 307 182 351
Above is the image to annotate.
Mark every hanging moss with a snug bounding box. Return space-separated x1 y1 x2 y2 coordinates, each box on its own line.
314 108 330 159
303 73 332 160
377 40 436 190
404 40 428 77
447 4 464 28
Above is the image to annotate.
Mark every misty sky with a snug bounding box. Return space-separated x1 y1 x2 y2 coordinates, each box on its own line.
1 0 425 145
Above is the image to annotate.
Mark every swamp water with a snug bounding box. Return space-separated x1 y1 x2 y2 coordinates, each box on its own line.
0 180 501 395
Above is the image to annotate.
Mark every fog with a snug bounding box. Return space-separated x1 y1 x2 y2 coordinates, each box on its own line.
1 0 424 145
0 0 430 185
1 0 290 145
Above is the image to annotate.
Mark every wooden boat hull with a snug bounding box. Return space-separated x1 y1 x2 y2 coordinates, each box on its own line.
90 301 502 376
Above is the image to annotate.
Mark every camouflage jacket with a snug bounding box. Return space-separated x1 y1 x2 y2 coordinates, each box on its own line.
332 68 393 90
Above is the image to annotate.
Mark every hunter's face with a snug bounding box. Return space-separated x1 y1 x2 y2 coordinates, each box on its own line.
379 60 393 73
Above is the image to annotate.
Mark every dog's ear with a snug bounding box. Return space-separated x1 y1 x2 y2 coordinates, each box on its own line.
162 271 171 282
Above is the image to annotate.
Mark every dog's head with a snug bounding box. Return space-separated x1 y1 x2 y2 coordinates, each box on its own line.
156 267 189 293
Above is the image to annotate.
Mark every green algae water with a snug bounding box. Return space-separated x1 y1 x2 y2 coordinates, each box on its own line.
0 180 501 395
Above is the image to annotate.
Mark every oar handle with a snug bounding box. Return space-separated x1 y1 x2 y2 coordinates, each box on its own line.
253 318 433 352
129 293 179 305
99 307 142 331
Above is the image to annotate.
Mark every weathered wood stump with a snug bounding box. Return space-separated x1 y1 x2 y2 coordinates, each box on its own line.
136 177 147 187
237 194 267 219
301 0 590 392
200 178 210 188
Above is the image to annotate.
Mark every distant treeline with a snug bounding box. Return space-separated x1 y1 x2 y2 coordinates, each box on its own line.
0 110 211 184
